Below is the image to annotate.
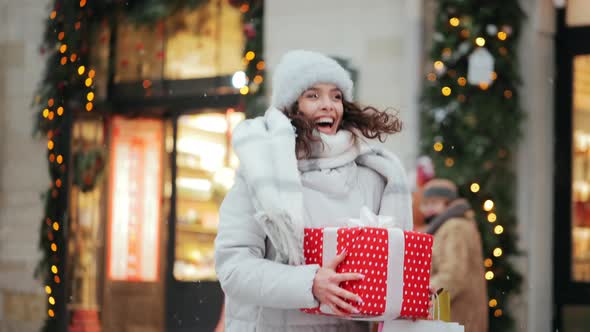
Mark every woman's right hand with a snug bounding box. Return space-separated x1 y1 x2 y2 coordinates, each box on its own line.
312 250 365 316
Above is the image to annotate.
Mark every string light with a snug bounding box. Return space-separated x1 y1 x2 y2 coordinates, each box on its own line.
245 51 256 61
253 75 263 84
51 243 57 252
475 37 486 46
433 142 444 152
47 140 54 150
256 61 265 70
240 86 249 95
55 179 62 188
489 299 498 307
58 32 65 40
470 183 480 193
48 309 55 317
434 60 444 71
497 31 507 41
80 0 87 7
494 225 504 234
59 44 67 53
48 99 54 107
54 275 61 283
53 222 60 231
427 73 437 81
485 271 495 280
43 109 49 118
240 3 250 13
87 92 94 101
57 107 64 116
85 78 93 87
458 77 467 86
50 11 57 20
484 258 493 268
494 309 503 317
56 155 63 164
493 248 503 257
48 296 55 305
49 154 56 163
488 213 497 222
441 86 452 96
445 158 454 167
449 17 460 27
86 102 93 111
78 66 86 75
48 111 55 120
88 69 96 78
45 286 52 294
70 54 77 62
504 90 513 99
51 265 58 274
60 57 68 65
483 199 494 211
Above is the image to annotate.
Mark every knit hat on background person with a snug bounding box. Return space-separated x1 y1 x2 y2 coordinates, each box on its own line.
271 50 354 111
422 178 459 202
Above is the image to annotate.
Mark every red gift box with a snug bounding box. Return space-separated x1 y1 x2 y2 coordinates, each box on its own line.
302 227 433 320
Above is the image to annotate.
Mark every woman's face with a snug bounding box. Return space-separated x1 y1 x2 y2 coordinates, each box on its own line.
296 83 344 135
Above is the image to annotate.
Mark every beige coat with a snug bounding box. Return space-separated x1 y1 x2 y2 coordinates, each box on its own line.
430 217 489 332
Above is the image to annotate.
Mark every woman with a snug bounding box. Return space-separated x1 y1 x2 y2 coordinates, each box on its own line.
215 50 413 332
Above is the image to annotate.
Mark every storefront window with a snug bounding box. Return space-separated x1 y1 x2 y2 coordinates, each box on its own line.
173 109 244 281
114 0 244 83
572 55 590 282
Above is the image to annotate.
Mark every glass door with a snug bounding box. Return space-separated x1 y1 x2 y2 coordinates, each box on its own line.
165 107 244 332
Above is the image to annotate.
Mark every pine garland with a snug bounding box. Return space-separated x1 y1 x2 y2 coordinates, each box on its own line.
420 1 525 331
33 1 263 331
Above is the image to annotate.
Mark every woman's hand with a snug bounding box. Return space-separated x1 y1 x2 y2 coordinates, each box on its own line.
312 250 365 317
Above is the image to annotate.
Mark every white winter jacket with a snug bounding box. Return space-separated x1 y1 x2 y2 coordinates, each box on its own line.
214 109 412 331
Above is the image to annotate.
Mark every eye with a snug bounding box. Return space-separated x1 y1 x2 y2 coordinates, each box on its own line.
305 92 319 99
333 93 343 100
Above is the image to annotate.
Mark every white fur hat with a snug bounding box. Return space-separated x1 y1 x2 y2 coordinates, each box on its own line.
271 50 354 110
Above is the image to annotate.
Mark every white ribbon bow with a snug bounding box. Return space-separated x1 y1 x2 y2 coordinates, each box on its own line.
347 206 401 229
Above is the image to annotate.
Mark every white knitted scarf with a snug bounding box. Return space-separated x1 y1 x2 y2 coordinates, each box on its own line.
231 108 413 265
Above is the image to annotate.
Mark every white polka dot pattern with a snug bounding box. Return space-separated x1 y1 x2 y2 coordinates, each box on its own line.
300 227 433 320
399 231 433 319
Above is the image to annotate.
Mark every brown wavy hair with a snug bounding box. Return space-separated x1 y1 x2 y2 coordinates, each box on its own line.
284 100 402 159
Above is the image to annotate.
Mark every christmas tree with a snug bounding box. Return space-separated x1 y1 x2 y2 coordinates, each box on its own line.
420 1 525 331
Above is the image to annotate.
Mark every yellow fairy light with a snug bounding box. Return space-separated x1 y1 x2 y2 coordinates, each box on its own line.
427 73 437 81
475 37 486 47
442 48 452 58
494 225 504 234
45 286 52 294
483 199 494 211
479 82 489 90
80 0 87 7
48 111 55 120
485 271 494 280
53 222 60 231
245 51 256 61
58 32 65 40
497 31 507 41
489 299 498 307
445 158 454 167
48 296 55 305
449 17 460 27
458 77 467 86
88 69 96 78
51 243 57 252
484 258 493 268
51 265 58 274
78 66 85 75
57 106 64 116
47 140 54 150
494 309 503 317
48 309 55 317
253 75 263 84
56 155 63 164
70 54 77 62
50 11 57 20
59 44 67 53
434 60 444 71
470 183 480 193
491 71 497 80
240 86 249 95
48 99 55 107
488 213 497 222
433 142 443 152
86 102 93 112
87 92 95 101
441 86 452 96
256 61 265 70
85 78 93 87
504 90 513 99
43 109 49 118
493 247 503 257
